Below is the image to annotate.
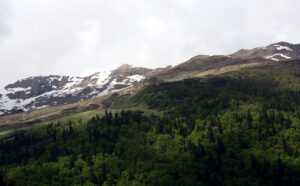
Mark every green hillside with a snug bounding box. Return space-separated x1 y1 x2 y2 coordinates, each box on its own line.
0 67 300 185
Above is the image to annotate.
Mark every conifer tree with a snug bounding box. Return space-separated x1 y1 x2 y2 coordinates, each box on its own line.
217 118 223 134
208 123 214 142
246 109 253 129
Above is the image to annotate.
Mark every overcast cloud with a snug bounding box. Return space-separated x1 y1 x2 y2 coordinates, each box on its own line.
0 0 300 86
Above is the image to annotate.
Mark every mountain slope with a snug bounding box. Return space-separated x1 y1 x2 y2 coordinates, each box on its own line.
148 42 300 84
230 41 300 61
152 55 271 82
0 64 161 116
1 41 299 119
1 63 300 185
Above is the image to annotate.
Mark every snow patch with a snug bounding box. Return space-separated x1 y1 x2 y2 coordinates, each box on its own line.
274 45 293 51
64 76 83 89
127 75 145 82
34 105 49 110
6 87 32 92
91 71 111 86
265 53 291 61
97 78 121 96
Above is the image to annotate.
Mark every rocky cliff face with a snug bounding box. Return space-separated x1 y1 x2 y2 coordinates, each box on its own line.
0 65 160 116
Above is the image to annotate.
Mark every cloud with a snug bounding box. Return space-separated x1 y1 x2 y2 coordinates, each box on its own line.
0 0 11 41
0 0 300 86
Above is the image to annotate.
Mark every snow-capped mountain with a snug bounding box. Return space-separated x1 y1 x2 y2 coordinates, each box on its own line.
0 64 160 116
230 42 300 61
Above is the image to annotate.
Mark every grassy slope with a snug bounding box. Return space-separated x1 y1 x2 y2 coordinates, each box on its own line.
0 104 160 139
154 55 271 82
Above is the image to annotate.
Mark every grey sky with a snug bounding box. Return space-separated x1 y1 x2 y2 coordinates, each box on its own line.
0 0 300 87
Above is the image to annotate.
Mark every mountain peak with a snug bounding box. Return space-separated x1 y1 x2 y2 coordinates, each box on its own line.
116 64 133 71
270 41 294 46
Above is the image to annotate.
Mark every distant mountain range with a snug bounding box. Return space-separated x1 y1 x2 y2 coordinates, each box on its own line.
1 41 300 116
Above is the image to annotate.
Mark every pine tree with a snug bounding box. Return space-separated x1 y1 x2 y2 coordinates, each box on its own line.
276 158 284 182
281 135 289 154
216 138 225 155
276 112 284 124
217 118 223 134
68 121 73 135
269 110 275 124
62 128 66 143
246 109 253 129
208 123 214 142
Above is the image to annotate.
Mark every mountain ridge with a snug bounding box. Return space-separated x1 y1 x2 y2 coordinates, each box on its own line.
230 41 300 61
1 41 300 117
0 64 162 116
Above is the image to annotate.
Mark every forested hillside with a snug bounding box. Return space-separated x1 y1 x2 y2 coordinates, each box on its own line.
0 68 300 185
